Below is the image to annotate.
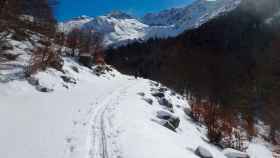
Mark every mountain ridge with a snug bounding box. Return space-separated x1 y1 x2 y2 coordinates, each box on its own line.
59 0 242 47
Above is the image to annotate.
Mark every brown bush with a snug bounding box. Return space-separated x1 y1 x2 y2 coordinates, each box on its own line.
190 99 250 151
25 45 63 76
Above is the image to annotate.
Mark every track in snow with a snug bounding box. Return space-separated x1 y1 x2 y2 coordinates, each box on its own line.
88 82 133 158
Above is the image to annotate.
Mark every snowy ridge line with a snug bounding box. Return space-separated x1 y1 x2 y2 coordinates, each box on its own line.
59 0 242 47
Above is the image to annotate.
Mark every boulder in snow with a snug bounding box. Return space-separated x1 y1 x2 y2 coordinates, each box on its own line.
184 107 192 116
71 66 79 73
0 41 13 50
158 87 168 92
158 98 174 113
156 110 180 131
61 75 77 84
79 54 94 67
36 85 54 93
143 97 153 105
137 92 145 97
158 98 173 108
27 77 39 86
93 65 113 76
223 148 249 158
152 92 165 98
195 146 213 158
0 53 20 61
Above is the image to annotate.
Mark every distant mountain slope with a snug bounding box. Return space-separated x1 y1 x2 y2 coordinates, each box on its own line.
142 0 241 31
59 0 242 47
58 15 93 33
81 13 149 46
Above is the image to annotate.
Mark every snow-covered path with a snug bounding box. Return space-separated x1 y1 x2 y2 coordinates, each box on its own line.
87 82 134 158
0 63 136 158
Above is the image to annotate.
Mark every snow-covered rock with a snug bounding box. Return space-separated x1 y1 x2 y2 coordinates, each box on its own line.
158 98 173 109
195 146 214 158
223 148 249 158
156 110 180 131
246 144 273 158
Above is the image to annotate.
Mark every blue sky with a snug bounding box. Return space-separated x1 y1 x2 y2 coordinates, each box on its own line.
55 0 194 21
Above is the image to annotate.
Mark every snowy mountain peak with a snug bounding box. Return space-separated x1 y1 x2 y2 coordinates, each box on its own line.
106 11 134 19
142 0 241 28
59 0 242 47
64 15 93 23
59 15 93 33
71 15 93 20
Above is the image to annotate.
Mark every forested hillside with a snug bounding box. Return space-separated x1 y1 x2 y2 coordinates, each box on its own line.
106 0 280 147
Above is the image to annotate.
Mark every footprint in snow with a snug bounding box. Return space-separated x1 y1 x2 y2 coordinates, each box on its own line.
66 137 72 143
69 145 75 152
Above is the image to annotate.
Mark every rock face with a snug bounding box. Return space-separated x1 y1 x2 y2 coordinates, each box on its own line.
195 146 213 158
223 148 250 158
156 110 180 131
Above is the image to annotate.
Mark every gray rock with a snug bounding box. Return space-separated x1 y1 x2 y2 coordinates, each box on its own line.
184 107 192 116
143 98 153 105
27 77 39 86
0 42 13 50
0 53 20 61
36 85 54 93
137 92 145 97
71 66 79 73
93 65 113 76
157 110 172 120
223 148 250 158
195 146 213 158
61 76 77 84
163 117 180 131
157 110 180 131
170 91 176 96
79 54 93 67
158 87 168 92
152 92 165 98
158 98 173 108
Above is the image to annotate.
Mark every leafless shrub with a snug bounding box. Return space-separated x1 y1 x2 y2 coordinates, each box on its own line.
25 44 63 76
190 99 254 151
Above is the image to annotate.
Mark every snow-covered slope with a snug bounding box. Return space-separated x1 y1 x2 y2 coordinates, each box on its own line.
59 12 149 47
0 33 274 158
59 0 242 47
0 59 273 158
142 0 241 32
82 13 149 46
58 15 93 33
